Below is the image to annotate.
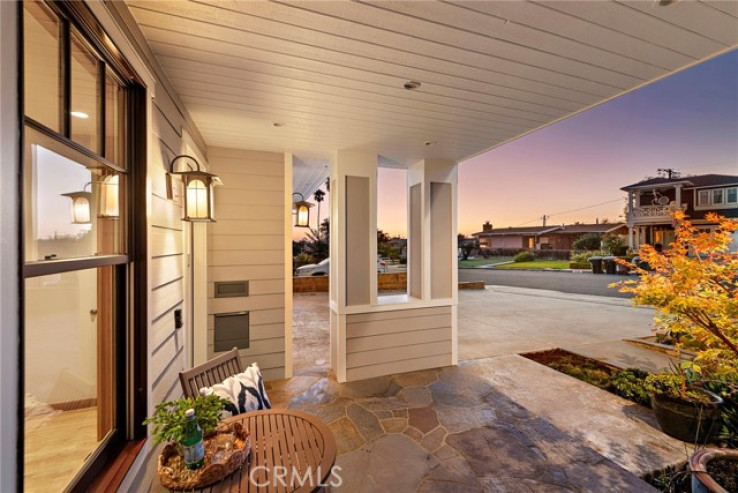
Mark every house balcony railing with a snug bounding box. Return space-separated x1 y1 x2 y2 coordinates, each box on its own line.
628 203 686 221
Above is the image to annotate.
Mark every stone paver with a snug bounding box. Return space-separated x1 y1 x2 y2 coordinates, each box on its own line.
280 363 660 492
276 289 678 492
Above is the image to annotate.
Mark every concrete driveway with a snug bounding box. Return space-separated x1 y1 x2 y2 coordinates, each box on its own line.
458 285 654 360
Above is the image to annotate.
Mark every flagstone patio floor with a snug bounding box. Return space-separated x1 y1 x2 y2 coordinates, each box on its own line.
269 360 671 493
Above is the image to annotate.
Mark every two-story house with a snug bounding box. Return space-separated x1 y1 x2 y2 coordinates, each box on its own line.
621 174 738 249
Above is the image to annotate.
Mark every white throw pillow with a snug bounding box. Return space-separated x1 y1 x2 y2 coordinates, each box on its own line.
200 362 271 416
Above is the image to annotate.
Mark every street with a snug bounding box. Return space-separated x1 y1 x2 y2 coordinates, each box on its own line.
458 268 632 298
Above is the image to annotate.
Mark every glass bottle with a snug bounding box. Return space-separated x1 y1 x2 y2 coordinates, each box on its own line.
182 408 205 470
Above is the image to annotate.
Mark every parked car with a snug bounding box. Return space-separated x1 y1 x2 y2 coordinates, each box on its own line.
295 258 329 277
294 257 388 276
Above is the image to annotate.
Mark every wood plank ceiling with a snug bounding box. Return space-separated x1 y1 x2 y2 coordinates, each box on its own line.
127 0 738 167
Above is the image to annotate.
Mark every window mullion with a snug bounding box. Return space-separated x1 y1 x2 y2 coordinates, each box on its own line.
99 60 106 156
61 18 71 138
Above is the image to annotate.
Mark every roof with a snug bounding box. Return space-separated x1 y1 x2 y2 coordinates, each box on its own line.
551 223 627 234
473 226 561 237
620 174 738 191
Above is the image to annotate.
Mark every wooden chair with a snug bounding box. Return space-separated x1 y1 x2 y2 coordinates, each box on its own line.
179 347 244 399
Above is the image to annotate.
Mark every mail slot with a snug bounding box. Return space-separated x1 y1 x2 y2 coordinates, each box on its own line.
214 311 249 351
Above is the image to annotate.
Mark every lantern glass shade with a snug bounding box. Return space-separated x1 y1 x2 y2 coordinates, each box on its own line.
295 202 310 227
184 175 215 222
62 191 92 224
99 174 119 218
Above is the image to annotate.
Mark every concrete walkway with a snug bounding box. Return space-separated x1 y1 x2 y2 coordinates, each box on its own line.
279 288 690 492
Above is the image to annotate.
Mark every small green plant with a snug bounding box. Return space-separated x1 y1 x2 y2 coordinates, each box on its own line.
513 251 535 263
547 356 611 387
609 368 652 407
570 250 605 263
646 368 713 405
143 394 228 445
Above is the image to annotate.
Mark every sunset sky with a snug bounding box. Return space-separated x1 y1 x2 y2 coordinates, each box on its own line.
300 49 738 240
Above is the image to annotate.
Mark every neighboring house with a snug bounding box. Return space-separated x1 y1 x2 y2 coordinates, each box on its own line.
473 221 627 251
548 223 628 250
621 174 738 249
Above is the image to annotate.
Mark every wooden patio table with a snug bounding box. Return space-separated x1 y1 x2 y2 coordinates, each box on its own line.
190 409 337 493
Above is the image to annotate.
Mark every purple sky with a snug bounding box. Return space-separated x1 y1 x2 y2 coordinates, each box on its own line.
299 50 738 239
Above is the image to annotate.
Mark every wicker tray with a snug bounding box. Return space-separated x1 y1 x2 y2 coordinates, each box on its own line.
157 421 250 490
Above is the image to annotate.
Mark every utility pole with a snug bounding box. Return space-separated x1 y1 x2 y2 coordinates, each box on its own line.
657 168 680 179
541 214 549 227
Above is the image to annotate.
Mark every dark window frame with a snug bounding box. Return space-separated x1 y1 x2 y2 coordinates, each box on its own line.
19 1 147 491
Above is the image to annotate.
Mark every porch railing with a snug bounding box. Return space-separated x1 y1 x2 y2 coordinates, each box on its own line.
630 203 685 219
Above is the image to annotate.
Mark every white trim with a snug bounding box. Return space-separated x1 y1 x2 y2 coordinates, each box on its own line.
283 154 293 379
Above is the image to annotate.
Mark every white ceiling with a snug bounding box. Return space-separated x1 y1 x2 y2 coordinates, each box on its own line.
127 0 738 168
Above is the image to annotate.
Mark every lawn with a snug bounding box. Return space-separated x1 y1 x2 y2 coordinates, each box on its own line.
458 257 513 268
495 260 570 270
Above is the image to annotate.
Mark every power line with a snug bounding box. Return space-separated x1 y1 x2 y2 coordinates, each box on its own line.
512 198 623 227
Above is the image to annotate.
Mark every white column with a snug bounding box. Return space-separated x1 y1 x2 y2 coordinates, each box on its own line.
408 159 458 361
675 185 682 210
329 151 378 381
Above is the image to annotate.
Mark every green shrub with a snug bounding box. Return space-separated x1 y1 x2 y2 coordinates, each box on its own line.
602 234 628 256
293 252 315 269
570 250 606 263
609 368 652 407
572 233 602 251
513 251 535 262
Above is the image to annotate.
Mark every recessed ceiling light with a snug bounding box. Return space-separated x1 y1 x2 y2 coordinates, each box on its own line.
403 81 422 90
273 122 286 127
71 111 89 119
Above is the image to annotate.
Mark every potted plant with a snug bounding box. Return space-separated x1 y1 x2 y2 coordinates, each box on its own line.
647 367 723 443
143 394 227 447
690 448 738 493
614 212 738 442
144 394 251 490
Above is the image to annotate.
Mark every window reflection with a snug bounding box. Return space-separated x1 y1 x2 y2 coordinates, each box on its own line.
71 31 100 153
25 142 123 261
23 1 62 131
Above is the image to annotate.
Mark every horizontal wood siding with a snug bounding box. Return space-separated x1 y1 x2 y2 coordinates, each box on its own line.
207 147 287 380
345 306 453 381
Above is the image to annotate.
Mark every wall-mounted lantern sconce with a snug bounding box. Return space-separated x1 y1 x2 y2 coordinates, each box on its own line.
168 155 223 222
99 174 120 218
292 193 312 228
62 182 92 224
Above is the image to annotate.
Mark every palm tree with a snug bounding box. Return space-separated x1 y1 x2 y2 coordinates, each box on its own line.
313 189 325 227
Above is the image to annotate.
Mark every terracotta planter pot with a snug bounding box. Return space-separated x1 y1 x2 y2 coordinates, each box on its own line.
690 448 738 493
650 389 722 443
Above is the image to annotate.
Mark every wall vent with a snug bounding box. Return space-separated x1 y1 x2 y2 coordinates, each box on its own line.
214 281 249 298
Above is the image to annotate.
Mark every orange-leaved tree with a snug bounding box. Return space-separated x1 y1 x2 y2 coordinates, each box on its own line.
615 211 738 365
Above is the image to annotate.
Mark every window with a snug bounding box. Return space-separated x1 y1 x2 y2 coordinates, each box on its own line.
695 186 738 208
727 188 737 204
698 190 710 206
22 2 142 491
